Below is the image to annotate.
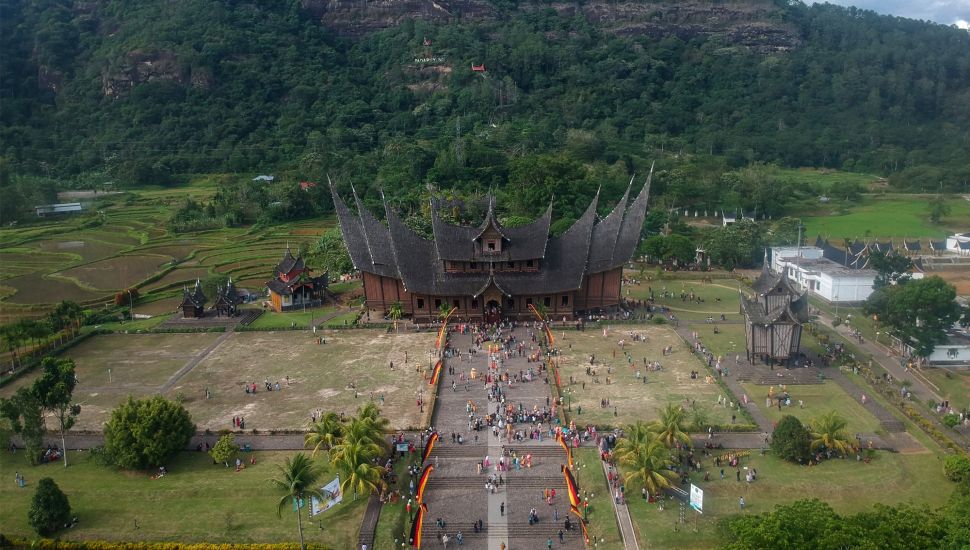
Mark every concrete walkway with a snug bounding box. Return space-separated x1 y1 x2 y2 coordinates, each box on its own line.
603 461 640 550
159 331 233 393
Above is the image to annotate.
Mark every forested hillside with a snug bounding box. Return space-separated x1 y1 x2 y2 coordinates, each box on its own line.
2 0 969 222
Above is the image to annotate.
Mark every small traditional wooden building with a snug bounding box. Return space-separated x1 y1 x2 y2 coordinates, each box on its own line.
740 268 808 363
213 277 241 316
332 167 652 322
179 279 207 318
266 248 328 312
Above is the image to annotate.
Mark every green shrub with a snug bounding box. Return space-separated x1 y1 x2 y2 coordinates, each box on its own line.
942 414 960 428
943 454 970 482
28 478 71 536
771 415 811 463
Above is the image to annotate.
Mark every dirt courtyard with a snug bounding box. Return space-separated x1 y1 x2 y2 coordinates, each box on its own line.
2 330 436 431
555 323 735 428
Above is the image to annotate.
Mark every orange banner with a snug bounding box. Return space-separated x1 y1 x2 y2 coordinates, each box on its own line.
556 432 573 469
421 431 439 465
416 464 434 504
429 360 442 386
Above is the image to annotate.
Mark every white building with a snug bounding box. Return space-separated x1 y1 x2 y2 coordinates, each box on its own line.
945 233 970 254
770 246 877 303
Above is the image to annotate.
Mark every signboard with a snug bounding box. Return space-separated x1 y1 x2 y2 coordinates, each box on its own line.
396 442 410 453
689 484 703 513
310 476 342 516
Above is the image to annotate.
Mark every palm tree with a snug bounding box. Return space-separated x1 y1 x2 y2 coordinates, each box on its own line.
305 412 344 456
336 416 387 457
438 302 451 322
617 432 677 495
809 411 854 457
331 439 386 500
388 301 403 331
270 453 324 550
651 403 691 449
618 421 655 452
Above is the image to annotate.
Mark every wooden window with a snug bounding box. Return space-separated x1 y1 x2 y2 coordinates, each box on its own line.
434 299 441 309
507 262 515 269
543 296 551 307
472 299 478 309
526 259 534 267
526 298 533 305
417 298 425 309
487 241 496 251
507 298 514 308
453 299 460 309
470 262 478 270
561 295 569 306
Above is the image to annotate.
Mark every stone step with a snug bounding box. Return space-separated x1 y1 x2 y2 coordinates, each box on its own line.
421 525 585 539
881 420 906 433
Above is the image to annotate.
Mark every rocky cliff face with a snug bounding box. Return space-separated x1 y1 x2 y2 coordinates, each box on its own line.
302 0 800 51
300 0 498 38
101 50 213 98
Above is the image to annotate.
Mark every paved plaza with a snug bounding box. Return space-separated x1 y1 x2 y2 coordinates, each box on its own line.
420 324 587 550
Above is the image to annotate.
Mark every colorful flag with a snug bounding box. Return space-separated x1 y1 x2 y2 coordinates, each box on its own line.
429 360 442 386
409 501 426 548
422 431 440 464
416 464 434 504
556 432 573 469
562 465 580 509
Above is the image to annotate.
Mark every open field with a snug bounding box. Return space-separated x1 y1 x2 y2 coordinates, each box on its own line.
802 196 970 240
556 324 734 429
0 450 365 546
921 368 970 410
628 449 954 549
740 381 883 435
626 280 743 322
0 329 434 431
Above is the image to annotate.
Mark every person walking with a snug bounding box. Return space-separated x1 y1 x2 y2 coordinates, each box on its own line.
500 501 505 516
547 536 553 549
558 529 565 543
739 496 745 511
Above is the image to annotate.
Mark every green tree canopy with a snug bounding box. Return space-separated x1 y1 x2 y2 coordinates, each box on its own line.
32 357 80 467
863 276 961 356
771 415 811 463
210 433 240 467
28 478 71 536
103 396 195 470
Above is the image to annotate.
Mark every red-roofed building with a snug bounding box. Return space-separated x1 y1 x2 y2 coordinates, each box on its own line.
266 247 328 312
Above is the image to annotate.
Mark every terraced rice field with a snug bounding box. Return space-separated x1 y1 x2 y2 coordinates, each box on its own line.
0 182 335 322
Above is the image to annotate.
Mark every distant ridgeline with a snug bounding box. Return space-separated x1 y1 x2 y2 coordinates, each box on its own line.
2 0 969 198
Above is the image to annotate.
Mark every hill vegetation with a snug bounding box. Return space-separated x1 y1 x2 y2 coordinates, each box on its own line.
1 0 969 224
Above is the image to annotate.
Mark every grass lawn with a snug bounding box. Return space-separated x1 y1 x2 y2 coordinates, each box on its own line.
245 307 338 330
920 368 970 410
573 448 624 550
0 450 365 546
626 281 743 321
801 197 970 240
685 323 745 360
557 325 733 429
739 381 883 435
372 457 422 549
628 449 954 549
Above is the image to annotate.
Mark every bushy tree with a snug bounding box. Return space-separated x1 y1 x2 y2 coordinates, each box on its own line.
103 396 195 469
28 478 71 536
771 415 811 463
311 227 353 277
863 276 961 356
943 454 970 483
0 387 45 465
210 433 240 467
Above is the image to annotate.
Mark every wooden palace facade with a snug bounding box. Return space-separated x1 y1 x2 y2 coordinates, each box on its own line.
332 173 651 322
740 267 809 363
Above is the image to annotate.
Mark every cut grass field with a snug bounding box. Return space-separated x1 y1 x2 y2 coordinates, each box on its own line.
802 196 970 240
629 449 954 549
557 324 733 429
740 381 883 435
626 280 743 322
573 448 624 550
1 329 434 431
0 450 365 547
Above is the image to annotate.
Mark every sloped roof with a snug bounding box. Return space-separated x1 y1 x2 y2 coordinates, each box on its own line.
331 171 649 297
904 240 921 251
274 248 304 277
751 268 801 296
930 240 946 251
587 183 630 274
